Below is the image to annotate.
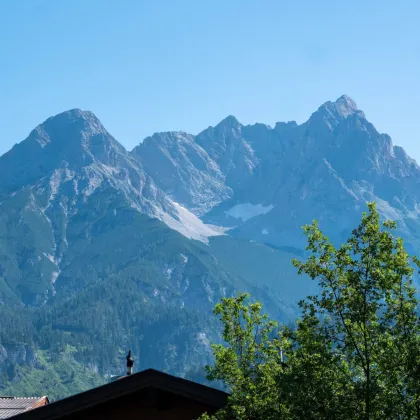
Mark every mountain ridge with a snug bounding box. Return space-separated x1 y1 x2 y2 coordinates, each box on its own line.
2 95 420 399
130 95 420 260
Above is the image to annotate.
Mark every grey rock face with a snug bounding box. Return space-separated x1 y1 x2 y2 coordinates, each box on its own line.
3 95 420 304
195 116 258 192
0 110 228 304
132 132 231 216
132 96 420 258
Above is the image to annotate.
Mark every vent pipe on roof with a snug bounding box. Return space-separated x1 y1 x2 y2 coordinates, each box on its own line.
126 350 134 376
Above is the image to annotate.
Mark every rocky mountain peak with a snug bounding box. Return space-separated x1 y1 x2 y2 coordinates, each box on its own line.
197 115 243 144
310 94 366 126
332 95 359 116
34 108 108 144
49 108 99 122
216 115 242 129
324 94 364 118
0 109 130 193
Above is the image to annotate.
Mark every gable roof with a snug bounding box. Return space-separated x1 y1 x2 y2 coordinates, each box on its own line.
12 369 229 420
0 397 49 419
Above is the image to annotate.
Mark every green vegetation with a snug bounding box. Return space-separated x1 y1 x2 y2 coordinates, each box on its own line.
0 204 293 400
0 276 221 400
202 203 420 419
1 349 103 400
0 170 307 401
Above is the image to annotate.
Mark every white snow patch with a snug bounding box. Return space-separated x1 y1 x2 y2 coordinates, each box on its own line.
226 203 274 222
166 267 173 279
180 254 188 264
262 228 269 235
160 202 227 244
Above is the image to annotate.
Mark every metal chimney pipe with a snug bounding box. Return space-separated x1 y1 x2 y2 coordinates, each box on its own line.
126 350 134 375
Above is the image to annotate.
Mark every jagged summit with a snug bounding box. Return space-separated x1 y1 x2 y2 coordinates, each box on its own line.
47 108 95 119
37 108 106 137
335 94 358 111
318 94 366 120
0 107 132 194
39 108 102 128
304 95 366 131
6 108 112 157
215 115 242 129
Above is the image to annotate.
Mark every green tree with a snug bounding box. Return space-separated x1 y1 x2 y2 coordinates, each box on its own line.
200 293 291 420
291 202 420 419
203 203 420 419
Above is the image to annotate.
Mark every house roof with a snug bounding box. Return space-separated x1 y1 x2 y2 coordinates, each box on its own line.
11 369 229 420
0 397 49 419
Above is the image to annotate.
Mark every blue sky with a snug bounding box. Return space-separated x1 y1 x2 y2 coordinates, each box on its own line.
0 0 419 158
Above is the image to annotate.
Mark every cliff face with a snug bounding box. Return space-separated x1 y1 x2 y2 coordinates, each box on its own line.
133 95 420 258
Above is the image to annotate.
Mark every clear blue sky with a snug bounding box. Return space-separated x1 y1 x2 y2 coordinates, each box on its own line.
1 0 419 158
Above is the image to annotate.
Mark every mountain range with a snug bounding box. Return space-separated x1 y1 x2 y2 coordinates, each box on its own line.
1 95 419 399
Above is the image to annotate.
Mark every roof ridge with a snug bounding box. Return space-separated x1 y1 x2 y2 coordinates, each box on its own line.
10 369 227 419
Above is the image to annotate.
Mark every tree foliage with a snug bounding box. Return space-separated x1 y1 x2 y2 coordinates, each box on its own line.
202 203 420 419
201 293 290 419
